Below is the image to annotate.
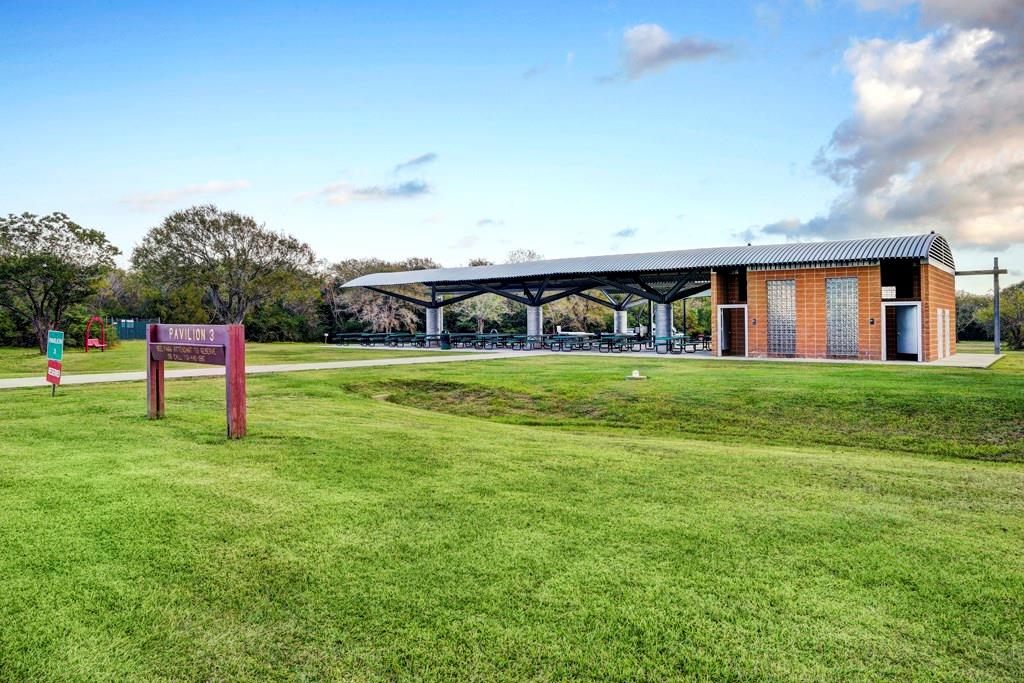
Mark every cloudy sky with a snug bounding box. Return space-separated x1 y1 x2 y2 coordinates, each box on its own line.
2 0 1022 291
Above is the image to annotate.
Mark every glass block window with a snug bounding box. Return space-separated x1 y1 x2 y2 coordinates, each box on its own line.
766 279 797 356
826 277 859 357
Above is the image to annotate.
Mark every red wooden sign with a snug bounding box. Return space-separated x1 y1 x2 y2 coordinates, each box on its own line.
147 324 246 438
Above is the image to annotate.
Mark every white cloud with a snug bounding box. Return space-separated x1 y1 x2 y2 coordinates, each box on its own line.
120 180 250 208
298 179 431 205
859 0 1024 28
751 6 1024 250
617 24 729 81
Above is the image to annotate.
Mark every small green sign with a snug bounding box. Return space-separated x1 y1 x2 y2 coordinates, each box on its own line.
46 330 64 362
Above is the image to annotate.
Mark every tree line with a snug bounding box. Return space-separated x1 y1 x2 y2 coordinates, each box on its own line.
1 206 1019 352
0 206 710 353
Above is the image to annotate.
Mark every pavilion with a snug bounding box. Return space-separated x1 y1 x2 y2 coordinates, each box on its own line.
343 233 960 361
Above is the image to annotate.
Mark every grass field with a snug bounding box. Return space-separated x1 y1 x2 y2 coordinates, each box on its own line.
1 350 1023 680
0 340 461 378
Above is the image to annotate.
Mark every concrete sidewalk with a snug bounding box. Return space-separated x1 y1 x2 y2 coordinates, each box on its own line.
0 346 1002 391
0 351 528 390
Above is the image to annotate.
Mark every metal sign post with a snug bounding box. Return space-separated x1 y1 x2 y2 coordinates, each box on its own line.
45 330 64 396
146 324 247 438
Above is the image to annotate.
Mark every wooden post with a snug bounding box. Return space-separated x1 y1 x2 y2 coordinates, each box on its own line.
225 324 247 439
994 257 1001 354
146 323 246 437
146 324 165 419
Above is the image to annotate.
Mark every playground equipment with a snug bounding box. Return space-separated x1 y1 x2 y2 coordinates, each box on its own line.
84 315 107 352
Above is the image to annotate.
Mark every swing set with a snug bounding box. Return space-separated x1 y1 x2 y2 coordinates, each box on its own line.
84 315 108 352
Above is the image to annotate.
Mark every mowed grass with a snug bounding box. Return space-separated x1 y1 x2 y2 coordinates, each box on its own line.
0 340 462 378
342 352 1024 461
1 354 1023 680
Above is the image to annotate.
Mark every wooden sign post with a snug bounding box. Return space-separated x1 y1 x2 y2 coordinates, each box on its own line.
147 324 247 438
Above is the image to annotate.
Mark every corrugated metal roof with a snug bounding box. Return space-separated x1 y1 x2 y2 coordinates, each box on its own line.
343 233 954 287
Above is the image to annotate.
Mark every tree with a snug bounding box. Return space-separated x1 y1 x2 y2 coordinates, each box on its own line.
0 212 119 353
449 258 507 332
326 257 441 333
505 248 543 264
976 282 1024 350
91 267 144 319
675 296 711 334
500 249 545 325
956 290 992 341
131 205 316 325
546 294 610 332
453 296 507 332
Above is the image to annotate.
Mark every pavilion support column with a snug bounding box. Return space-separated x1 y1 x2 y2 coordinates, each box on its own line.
425 306 442 335
655 302 672 338
526 305 543 336
613 310 628 335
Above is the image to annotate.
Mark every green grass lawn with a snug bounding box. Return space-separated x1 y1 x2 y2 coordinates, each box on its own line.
957 339 1013 354
1 352 1023 680
0 340 462 378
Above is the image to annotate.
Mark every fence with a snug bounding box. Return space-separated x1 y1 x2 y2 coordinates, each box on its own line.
110 318 160 340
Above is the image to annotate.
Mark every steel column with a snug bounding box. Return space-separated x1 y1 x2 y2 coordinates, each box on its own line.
655 302 672 338
425 306 442 335
613 309 628 335
526 305 543 336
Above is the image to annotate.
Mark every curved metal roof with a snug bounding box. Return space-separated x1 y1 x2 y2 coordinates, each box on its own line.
343 233 954 287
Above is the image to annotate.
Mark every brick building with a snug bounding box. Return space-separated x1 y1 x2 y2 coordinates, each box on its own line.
710 234 956 362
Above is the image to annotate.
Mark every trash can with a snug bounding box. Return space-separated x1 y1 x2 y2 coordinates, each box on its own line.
440 332 451 350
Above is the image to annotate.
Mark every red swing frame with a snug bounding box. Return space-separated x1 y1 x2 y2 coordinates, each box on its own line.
84 315 107 352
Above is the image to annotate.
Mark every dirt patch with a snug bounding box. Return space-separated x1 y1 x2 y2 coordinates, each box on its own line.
345 379 591 424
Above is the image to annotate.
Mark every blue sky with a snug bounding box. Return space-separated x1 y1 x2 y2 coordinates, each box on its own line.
1 1 1020 289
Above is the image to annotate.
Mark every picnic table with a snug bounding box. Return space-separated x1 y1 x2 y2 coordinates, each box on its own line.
654 334 712 354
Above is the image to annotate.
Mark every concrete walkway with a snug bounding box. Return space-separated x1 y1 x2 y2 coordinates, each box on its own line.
0 346 1002 391
382 345 1003 368
0 351 526 390
926 353 1003 368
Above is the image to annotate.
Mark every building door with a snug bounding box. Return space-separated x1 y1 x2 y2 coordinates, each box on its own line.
896 305 918 355
884 303 921 361
716 305 747 356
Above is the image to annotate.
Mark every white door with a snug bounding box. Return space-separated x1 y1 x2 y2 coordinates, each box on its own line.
944 309 951 357
719 308 731 352
896 305 919 355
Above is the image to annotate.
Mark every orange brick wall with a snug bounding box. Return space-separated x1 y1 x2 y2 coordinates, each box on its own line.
920 264 956 361
745 265 883 360
710 261 955 361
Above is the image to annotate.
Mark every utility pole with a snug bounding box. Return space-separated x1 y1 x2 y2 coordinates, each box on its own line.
956 257 1009 355
994 257 1001 354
